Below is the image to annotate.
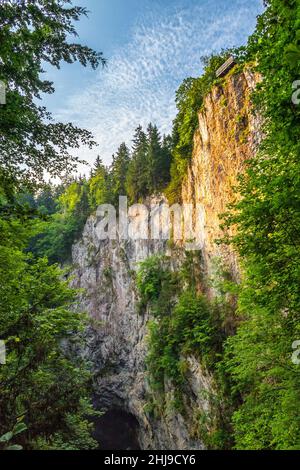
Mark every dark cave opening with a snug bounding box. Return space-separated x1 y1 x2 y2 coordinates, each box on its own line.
92 408 141 450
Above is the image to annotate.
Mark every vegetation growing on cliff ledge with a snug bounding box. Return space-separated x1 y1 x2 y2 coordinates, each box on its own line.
139 0 300 450
165 49 242 204
1 0 300 452
222 0 300 449
137 254 233 449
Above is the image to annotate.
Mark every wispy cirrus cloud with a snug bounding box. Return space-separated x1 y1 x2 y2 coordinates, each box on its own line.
54 0 263 172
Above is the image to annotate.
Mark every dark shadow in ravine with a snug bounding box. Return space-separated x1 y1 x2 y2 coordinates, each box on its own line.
92 408 141 450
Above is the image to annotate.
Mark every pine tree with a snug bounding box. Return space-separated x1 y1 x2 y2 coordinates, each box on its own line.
88 157 110 210
160 134 172 187
146 123 162 194
125 124 171 202
35 184 57 215
91 155 106 177
110 143 130 205
126 126 149 203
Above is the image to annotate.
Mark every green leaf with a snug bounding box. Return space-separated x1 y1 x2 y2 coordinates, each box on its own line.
285 44 300 67
13 422 27 435
6 445 23 451
0 432 13 443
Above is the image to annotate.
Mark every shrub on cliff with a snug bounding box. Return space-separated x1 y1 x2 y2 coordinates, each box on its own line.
222 0 300 449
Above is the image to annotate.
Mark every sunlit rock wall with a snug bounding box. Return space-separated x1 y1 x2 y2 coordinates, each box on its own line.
181 69 261 282
71 69 260 450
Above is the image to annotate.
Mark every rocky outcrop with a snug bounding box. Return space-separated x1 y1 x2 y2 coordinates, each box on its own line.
71 209 209 449
181 69 261 283
71 69 260 449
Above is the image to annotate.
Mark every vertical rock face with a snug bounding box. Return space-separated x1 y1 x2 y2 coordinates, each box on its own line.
71 70 260 449
181 69 261 281
72 208 206 449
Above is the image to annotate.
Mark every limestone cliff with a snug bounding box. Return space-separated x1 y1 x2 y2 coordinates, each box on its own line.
181 68 261 282
71 69 260 449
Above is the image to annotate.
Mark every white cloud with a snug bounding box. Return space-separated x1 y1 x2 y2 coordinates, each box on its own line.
54 0 263 173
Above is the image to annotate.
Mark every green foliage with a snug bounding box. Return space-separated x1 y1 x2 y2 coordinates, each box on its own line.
145 290 222 391
0 0 104 188
136 255 178 316
192 388 234 450
220 0 300 450
222 304 300 449
2 0 300 452
109 143 130 206
0 421 27 451
32 179 90 263
143 0 300 450
172 291 220 363
137 253 245 449
165 51 237 203
126 124 171 203
125 126 149 203
0 214 97 449
0 1 102 451
137 255 222 389
34 399 100 450
34 184 60 216
29 122 172 263
88 156 112 210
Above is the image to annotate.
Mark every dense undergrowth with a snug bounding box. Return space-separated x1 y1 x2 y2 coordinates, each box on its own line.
138 0 300 451
220 0 300 450
0 1 102 449
137 253 235 449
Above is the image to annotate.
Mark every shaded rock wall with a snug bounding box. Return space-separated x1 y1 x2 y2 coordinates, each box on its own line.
71 69 260 449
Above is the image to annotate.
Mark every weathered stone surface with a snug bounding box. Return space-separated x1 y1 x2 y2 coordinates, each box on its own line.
71 70 261 449
71 208 204 449
181 69 261 283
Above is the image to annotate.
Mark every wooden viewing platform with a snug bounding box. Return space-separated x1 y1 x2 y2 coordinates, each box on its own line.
216 56 236 78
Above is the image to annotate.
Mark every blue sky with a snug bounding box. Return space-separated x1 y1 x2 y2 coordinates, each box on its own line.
42 0 264 173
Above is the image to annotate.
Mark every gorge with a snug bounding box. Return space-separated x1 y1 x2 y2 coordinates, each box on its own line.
71 68 260 450
2 0 300 453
